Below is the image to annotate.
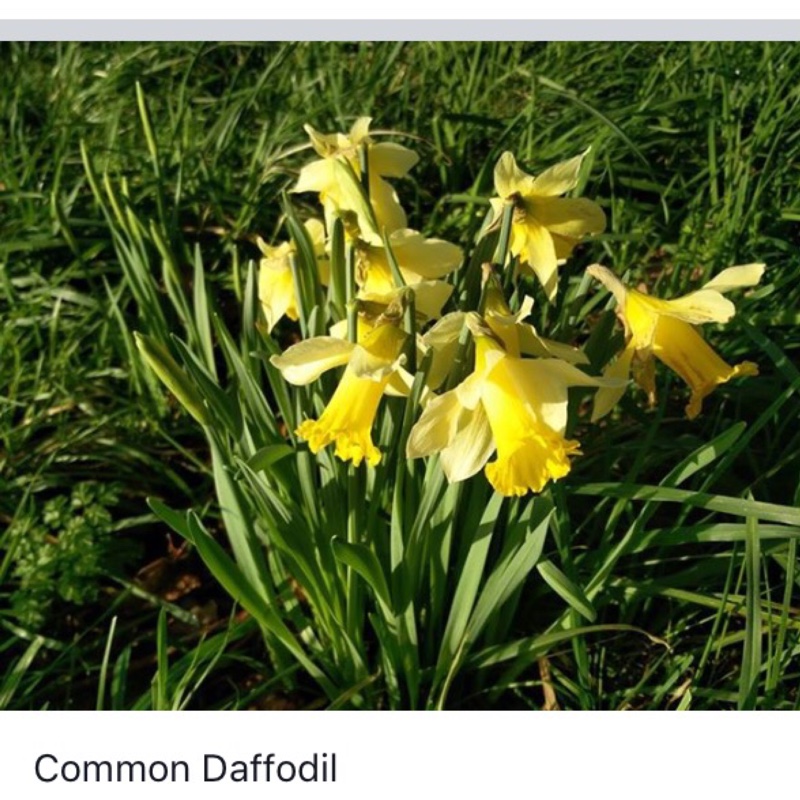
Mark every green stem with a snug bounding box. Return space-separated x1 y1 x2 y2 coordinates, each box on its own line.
402 287 417 374
346 243 358 344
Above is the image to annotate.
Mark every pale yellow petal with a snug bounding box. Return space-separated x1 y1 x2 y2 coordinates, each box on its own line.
422 311 467 390
406 389 463 459
530 196 606 238
508 358 624 434
494 151 535 199
531 151 587 197
304 218 327 248
293 158 335 195
349 117 372 144
439 403 495 483
591 345 635 421
360 280 453 323
586 264 628 308
270 337 354 385
518 220 559 301
391 229 463 282
369 142 419 178
702 263 765 293
518 325 589 364
368 175 407 236
659 289 737 325
259 264 297 333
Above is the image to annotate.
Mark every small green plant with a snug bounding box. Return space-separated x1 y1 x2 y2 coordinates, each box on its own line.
9 482 135 629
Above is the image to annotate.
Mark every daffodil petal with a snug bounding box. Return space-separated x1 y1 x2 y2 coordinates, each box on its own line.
586 264 628 308
369 175 407 235
659 289 737 325
387 229 463 281
591 345 635 422
530 196 606 238
259 263 297 333
702 263 765 293
293 159 335 195
519 221 559 301
349 116 372 144
440 403 495 483
508 358 622 434
518 325 589 364
420 311 465 389
531 151 587 197
494 152 535 199
270 337 354 385
406 389 463 459
370 142 419 178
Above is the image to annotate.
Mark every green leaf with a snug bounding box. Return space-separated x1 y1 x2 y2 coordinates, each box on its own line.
537 560 597 622
332 538 394 622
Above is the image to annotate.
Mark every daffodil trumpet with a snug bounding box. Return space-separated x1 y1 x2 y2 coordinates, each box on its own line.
407 314 623 497
587 262 765 420
271 316 411 468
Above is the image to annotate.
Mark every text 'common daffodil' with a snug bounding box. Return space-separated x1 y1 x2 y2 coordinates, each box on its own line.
407 314 620 496
491 151 606 301
588 262 765 420
271 319 409 467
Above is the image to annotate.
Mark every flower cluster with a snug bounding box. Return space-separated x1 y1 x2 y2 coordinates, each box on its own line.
261 117 764 496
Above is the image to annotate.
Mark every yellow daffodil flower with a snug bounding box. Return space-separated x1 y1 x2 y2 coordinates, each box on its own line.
490 151 606 301
407 314 620 496
257 219 329 333
587 262 765 420
420 270 588 390
293 117 418 244
355 228 462 295
271 320 409 467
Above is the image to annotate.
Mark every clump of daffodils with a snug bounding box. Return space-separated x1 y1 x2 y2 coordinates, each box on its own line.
255 118 764 496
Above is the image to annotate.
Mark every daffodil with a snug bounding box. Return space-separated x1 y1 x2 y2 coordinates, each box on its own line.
587 262 765 420
293 117 418 244
271 320 409 467
407 314 620 496
355 228 462 295
420 270 588 390
257 219 329 333
491 151 606 301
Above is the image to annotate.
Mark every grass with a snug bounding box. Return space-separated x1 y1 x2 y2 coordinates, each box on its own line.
1 40 799 709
